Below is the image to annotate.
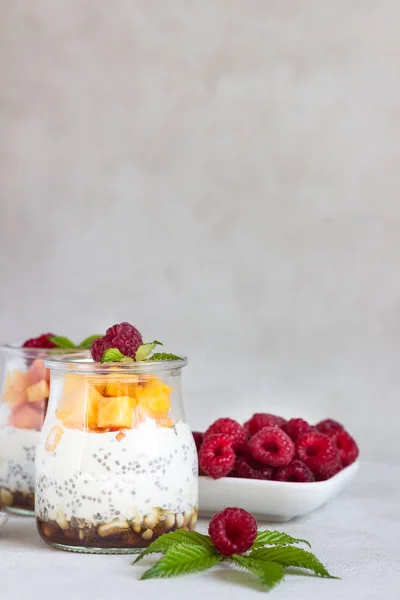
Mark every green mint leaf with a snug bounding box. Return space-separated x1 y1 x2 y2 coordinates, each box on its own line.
135 341 163 362
100 348 125 364
146 352 182 361
78 335 102 349
231 555 284 589
49 336 77 349
250 546 336 578
140 543 222 580
253 530 311 550
133 530 214 564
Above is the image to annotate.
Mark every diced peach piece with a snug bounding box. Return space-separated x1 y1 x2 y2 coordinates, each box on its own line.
26 379 49 403
2 370 27 407
136 377 172 418
45 425 64 452
26 359 48 386
63 374 84 395
8 403 44 430
103 375 140 399
115 431 126 442
97 396 133 430
57 384 102 430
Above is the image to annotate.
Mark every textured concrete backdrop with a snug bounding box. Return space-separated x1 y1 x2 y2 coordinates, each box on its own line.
1 1 399 461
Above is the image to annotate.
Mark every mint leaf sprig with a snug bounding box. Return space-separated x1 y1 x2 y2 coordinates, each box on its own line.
100 341 183 364
50 335 102 350
133 528 337 591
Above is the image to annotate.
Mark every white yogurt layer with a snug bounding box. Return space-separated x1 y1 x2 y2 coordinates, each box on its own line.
35 420 198 523
0 426 40 494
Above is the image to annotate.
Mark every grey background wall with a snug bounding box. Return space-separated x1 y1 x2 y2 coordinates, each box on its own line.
1 1 399 462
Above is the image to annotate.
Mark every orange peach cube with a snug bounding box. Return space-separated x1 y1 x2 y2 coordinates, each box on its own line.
63 374 85 395
97 396 133 430
26 359 48 386
8 403 44 430
26 380 49 403
136 377 172 417
57 384 102 430
45 425 64 453
2 370 27 407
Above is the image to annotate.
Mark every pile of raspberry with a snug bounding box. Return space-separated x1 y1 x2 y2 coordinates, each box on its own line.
193 414 359 482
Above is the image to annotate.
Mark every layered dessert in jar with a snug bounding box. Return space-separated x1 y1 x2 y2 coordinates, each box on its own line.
35 322 198 553
0 333 96 514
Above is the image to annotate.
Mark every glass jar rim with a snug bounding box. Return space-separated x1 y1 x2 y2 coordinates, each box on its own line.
0 344 88 360
44 352 188 374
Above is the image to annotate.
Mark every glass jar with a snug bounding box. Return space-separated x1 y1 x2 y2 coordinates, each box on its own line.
0 345 58 515
35 354 198 553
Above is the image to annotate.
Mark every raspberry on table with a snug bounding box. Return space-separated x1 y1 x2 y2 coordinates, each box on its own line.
90 322 143 362
204 418 246 451
331 430 359 467
315 418 344 437
233 451 274 480
316 461 343 481
244 413 287 438
248 426 295 467
208 507 258 556
296 431 339 477
22 333 57 349
282 418 314 442
199 434 236 479
274 459 315 483
192 431 204 453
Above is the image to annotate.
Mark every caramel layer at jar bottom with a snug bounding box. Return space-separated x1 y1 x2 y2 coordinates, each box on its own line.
37 506 198 550
0 487 34 513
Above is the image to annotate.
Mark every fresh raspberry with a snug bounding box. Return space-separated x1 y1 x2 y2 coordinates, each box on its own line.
233 452 274 480
91 337 115 362
315 418 344 437
208 507 258 556
192 431 204 453
248 426 295 467
204 418 246 451
199 434 236 479
316 461 343 481
22 333 57 349
274 459 315 483
331 431 359 467
244 413 287 438
282 418 314 442
90 322 143 362
296 432 339 477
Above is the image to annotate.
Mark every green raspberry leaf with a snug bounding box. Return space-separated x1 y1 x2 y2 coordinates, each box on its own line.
100 348 125 364
140 543 222 580
253 530 311 550
250 546 336 578
146 352 183 361
133 530 214 564
231 555 284 589
50 336 77 349
135 341 163 362
78 335 103 349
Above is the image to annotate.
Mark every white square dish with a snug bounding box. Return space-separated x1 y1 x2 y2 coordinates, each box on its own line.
199 459 359 521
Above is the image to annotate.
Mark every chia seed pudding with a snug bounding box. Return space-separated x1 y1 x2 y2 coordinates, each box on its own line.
35 354 198 553
0 351 50 515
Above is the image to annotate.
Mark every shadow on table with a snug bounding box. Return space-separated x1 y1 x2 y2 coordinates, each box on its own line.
0 515 47 551
212 567 266 592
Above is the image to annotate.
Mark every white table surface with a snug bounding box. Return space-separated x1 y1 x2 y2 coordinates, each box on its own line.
1 461 399 600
